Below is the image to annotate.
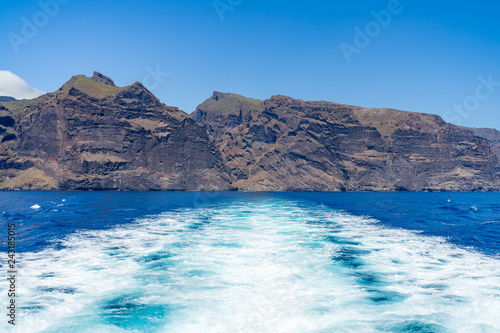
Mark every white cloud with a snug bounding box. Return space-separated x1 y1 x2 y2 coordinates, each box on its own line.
0 70 45 100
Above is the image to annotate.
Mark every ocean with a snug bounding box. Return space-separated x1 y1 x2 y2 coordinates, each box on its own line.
1 192 499 332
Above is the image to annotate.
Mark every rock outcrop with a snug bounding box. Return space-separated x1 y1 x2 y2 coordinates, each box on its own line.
194 92 500 191
91 71 116 86
470 127 500 161
0 73 233 190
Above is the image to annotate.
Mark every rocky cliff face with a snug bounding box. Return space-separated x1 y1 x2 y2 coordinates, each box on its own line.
0 73 233 190
470 127 500 162
2 76 499 192
194 92 500 191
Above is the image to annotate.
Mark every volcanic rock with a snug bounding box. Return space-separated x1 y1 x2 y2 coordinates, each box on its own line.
193 92 500 191
0 74 233 190
91 71 116 86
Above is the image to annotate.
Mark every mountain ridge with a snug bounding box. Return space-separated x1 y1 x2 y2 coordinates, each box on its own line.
0 96 17 102
1 73 499 191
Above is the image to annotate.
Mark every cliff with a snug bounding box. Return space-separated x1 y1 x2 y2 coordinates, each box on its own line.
194 92 500 191
0 73 233 191
470 127 500 161
2 74 499 192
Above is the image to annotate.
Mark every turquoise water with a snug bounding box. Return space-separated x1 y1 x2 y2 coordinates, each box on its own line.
1 192 499 332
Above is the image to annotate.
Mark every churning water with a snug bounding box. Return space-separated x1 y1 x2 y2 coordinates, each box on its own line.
1 192 499 332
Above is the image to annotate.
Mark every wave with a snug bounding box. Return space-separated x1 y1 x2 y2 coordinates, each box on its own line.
2 198 499 332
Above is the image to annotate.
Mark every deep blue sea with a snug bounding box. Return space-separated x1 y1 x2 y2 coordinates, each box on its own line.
1 192 499 332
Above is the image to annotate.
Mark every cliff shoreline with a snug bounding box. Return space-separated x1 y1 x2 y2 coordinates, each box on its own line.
2 73 499 192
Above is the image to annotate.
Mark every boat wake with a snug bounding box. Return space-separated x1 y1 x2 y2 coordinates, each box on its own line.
3 197 500 332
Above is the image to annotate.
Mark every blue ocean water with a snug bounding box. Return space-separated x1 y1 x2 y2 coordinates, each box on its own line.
1 192 499 332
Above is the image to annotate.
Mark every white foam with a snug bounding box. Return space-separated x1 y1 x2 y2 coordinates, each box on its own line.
30 204 41 209
2 198 499 332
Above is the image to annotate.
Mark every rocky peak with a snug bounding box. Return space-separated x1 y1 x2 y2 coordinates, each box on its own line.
92 71 116 86
117 82 162 106
198 92 264 116
212 91 225 101
59 74 125 100
266 95 295 107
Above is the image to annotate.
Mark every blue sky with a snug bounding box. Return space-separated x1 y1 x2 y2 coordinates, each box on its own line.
1 0 499 129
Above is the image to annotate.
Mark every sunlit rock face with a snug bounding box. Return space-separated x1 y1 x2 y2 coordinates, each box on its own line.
194 92 499 191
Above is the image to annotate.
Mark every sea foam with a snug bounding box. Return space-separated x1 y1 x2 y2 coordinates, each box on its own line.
3 198 499 332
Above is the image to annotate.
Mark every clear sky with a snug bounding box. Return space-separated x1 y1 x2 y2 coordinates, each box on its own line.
1 0 499 129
